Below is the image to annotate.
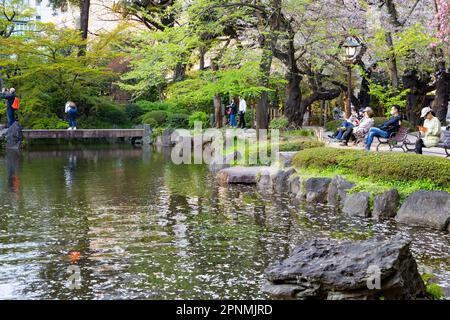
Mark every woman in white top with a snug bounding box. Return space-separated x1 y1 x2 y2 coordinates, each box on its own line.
415 107 441 154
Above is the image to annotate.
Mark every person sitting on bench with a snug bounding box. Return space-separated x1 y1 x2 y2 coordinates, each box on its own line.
415 107 441 154
328 108 360 140
364 105 401 151
340 107 374 146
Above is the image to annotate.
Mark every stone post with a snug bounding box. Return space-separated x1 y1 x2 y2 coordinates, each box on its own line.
143 124 152 145
6 122 22 149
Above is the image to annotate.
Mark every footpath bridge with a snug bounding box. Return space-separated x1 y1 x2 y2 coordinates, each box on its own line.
21 125 152 146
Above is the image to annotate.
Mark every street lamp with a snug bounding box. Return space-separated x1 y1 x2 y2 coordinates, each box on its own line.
342 37 360 118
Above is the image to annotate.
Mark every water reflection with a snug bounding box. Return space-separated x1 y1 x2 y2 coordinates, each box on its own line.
0 147 448 299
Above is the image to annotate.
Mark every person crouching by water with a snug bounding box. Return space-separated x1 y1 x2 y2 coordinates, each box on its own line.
65 101 77 130
415 107 441 155
1 87 16 128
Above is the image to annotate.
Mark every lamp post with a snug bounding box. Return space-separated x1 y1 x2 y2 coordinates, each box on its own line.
342 37 360 119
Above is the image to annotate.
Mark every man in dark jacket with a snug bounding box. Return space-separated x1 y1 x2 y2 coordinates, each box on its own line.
364 105 401 151
1 88 16 127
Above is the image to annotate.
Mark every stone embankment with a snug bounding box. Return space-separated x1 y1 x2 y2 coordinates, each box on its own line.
214 152 450 232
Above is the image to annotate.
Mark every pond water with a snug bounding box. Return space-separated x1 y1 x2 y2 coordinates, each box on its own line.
0 146 448 299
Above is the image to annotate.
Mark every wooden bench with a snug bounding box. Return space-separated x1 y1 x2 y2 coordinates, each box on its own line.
404 130 450 157
436 131 450 157
376 126 409 152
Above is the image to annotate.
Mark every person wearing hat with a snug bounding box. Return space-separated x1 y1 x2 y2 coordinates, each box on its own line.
340 107 375 146
365 105 401 151
415 107 441 154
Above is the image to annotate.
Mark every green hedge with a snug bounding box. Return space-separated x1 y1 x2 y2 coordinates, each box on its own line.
293 147 450 188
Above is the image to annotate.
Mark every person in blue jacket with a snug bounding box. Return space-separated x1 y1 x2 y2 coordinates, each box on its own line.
364 105 402 151
1 87 16 127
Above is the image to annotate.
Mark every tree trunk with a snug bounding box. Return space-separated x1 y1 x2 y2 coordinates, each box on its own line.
213 94 222 128
385 32 399 88
199 47 207 70
285 70 302 127
78 0 90 56
173 63 186 82
256 0 281 130
256 49 272 130
358 73 371 109
403 70 432 126
211 61 222 128
432 67 450 124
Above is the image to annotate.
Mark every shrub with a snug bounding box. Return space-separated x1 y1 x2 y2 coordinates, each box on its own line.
188 111 209 128
144 118 158 128
293 147 450 188
167 113 189 128
285 129 315 137
125 104 146 124
29 116 69 129
422 274 446 300
279 139 325 152
324 120 343 132
141 110 168 126
269 116 289 130
136 100 174 112
244 110 254 128
96 104 129 126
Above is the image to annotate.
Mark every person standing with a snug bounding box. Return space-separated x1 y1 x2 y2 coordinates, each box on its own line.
65 101 78 130
229 98 238 127
1 88 16 128
238 97 247 128
364 105 401 151
415 107 441 154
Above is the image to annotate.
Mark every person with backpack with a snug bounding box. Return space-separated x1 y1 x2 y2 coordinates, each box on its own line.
1 88 17 128
65 101 77 130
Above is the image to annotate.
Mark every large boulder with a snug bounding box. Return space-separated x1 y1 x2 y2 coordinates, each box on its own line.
262 236 426 300
396 190 450 231
373 189 400 220
327 175 355 208
342 192 371 217
6 122 22 149
277 152 298 168
0 128 7 139
272 168 297 192
288 175 303 197
305 178 331 203
218 166 270 184
161 128 176 147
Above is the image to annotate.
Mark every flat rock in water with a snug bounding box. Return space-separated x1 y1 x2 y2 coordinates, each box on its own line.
396 190 450 231
218 166 276 184
263 235 426 300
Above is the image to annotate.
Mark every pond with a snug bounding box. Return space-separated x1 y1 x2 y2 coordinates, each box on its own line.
0 146 448 299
